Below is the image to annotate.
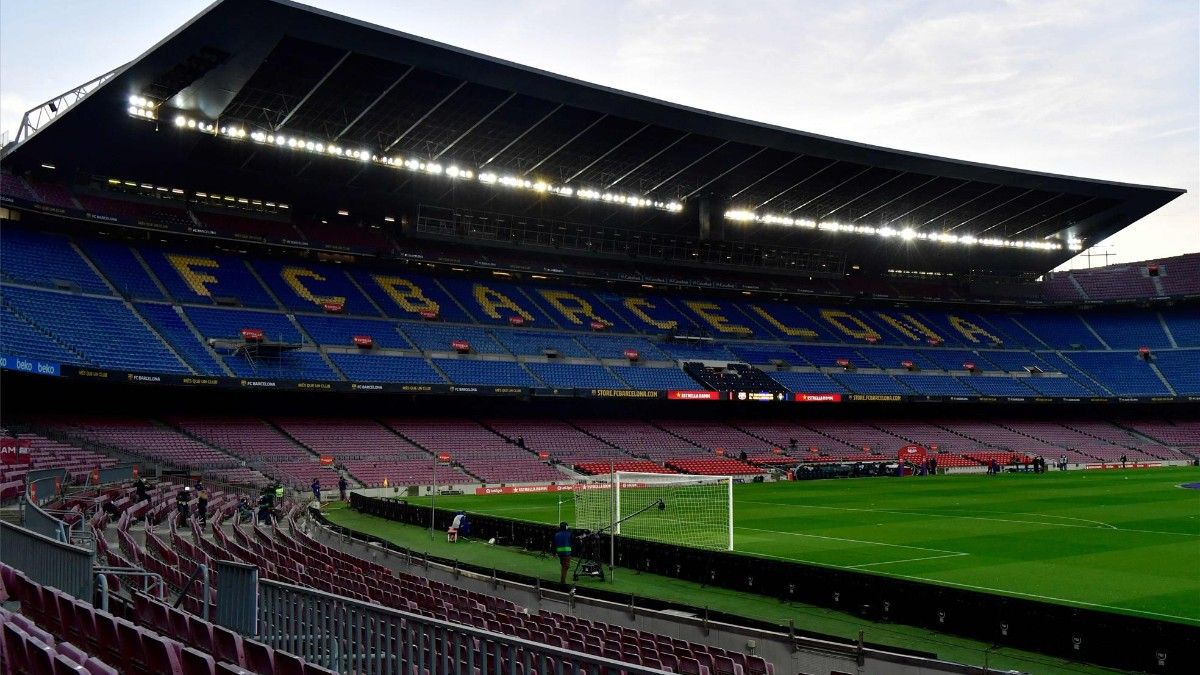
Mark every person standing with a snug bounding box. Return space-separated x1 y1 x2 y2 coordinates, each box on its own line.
134 477 149 503
928 456 938 475
552 522 573 584
311 478 321 502
176 486 192 525
338 475 349 502
1060 453 1067 471
196 483 209 525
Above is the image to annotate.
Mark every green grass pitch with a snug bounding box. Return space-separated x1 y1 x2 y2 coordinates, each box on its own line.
396 467 1200 624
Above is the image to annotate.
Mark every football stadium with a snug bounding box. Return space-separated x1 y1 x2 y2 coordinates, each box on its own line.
1 1 1198 674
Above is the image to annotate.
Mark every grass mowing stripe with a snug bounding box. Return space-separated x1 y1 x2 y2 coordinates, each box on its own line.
737 500 1186 533
734 526 966 554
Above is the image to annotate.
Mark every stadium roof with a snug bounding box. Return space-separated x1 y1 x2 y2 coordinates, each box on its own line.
1 0 1184 274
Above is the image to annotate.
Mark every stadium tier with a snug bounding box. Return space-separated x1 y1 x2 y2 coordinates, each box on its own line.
2 227 1198 400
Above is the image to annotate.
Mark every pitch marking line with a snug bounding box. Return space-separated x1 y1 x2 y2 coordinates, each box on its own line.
848 552 969 568
736 526 964 555
740 500 1198 536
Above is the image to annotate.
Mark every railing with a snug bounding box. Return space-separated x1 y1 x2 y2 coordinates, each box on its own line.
256 579 673 675
0 520 95 600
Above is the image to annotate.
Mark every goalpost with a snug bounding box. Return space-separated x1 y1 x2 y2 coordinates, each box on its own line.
574 472 734 551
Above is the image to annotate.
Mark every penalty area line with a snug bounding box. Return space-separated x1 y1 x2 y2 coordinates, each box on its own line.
848 552 969 568
735 526 965 555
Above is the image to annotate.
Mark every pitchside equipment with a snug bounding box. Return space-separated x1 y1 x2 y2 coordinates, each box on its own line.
574 472 734 551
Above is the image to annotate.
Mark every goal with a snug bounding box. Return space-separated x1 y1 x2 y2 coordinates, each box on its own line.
574 472 734 551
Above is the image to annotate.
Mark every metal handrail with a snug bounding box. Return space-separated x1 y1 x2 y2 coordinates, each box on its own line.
258 577 675 675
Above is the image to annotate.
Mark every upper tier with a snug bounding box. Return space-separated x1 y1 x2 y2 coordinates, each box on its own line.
2 225 1198 399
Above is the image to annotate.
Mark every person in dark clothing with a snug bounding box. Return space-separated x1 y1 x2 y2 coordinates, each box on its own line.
1120 454 1128 468
516 436 526 449
739 450 748 462
176 487 192 525
928 456 937 475
134 477 149 503
338 475 349 502
257 492 273 525
552 522 573 584
196 484 209 524
237 496 253 524
101 499 121 521
311 478 321 502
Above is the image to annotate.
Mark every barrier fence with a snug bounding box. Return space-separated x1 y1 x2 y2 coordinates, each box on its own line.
256 578 673 675
0 520 94 600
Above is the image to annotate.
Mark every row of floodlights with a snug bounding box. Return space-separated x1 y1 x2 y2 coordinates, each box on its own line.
725 209 1073 251
153 108 684 214
105 176 288 210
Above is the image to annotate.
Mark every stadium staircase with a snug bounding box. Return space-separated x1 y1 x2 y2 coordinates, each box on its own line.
288 314 348 381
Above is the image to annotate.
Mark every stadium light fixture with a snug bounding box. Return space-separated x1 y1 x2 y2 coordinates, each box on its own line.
725 208 1064 251
152 105 687 215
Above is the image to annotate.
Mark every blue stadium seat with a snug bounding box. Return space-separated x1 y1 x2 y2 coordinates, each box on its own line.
962 376 1037 397
1065 352 1170 396
793 345 863 368
297 315 413 349
657 341 737 362
224 350 338 380
767 371 847 393
1021 376 1093 397
1147 350 1200 395
975 350 1051 372
348 270 472 322
399 323 507 354
1161 308 1200 348
896 374 975 396
185 307 302 344
432 358 538 386
1017 314 1103 349
832 372 909 395
253 260 379 316
0 301 80 363
0 229 110 294
525 362 625 388
858 347 943 370
329 353 445 383
729 343 805 365
573 335 669 360
1084 313 1171 349
79 238 164 299
490 329 589 357
439 278 557 327
610 366 699 390
142 248 277 307
2 286 188 373
136 303 224 375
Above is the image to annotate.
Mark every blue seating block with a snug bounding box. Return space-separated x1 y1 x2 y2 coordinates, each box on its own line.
297 315 412 349
432 358 538 386
185 307 302 344
0 229 109 294
610 366 698 390
525 362 624 388
2 286 187 373
136 303 224 375
768 371 847 393
79 238 163 299
329 353 445 384
399 323 507 354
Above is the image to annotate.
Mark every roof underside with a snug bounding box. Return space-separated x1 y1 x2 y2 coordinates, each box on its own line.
1 0 1183 274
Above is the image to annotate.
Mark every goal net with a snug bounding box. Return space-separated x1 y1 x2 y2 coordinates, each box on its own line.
574 472 733 551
